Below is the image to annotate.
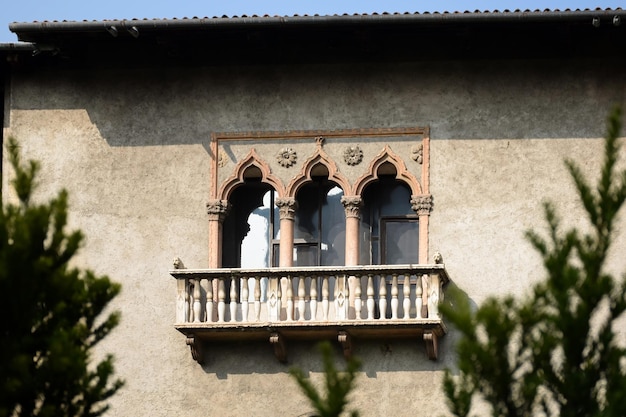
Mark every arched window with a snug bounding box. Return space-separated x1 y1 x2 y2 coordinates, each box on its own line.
293 174 345 267
360 174 418 265
222 181 279 268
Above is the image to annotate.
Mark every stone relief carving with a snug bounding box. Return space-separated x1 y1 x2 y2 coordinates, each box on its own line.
411 143 423 164
343 145 363 166
217 151 227 168
433 251 443 264
276 147 297 168
172 257 186 269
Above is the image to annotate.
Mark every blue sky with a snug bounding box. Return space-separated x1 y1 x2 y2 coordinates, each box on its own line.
2 0 625 42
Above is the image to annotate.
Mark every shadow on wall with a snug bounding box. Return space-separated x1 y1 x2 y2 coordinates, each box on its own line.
11 58 626 145
193 337 454 380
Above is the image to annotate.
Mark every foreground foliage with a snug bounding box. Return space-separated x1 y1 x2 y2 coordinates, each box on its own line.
290 342 361 417
0 138 124 417
442 108 626 417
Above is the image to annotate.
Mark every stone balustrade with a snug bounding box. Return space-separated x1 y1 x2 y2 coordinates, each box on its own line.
171 264 449 364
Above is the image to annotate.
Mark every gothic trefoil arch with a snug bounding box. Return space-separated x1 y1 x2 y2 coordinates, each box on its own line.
285 136 351 198
218 148 285 200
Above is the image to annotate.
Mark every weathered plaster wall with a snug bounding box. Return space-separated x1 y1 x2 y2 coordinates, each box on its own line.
4 58 626 416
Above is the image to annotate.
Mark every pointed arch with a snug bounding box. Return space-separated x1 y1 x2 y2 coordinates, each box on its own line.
219 148 285 200
285 141 351 198
353 145 423 196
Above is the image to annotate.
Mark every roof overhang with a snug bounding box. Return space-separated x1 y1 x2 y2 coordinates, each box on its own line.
4 9 626 67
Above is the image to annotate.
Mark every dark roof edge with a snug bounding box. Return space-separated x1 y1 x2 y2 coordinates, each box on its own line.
0 42 35 51
9 8 626 36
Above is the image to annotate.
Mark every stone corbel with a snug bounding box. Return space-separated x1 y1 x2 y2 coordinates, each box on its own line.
270 332 288 363
338 331 353 360
186 336 205 365
423 331 438 361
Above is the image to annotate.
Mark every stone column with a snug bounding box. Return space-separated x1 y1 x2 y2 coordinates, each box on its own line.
341 195 362 319
206 199 230 268
341 196 362 266
411 194 433 264
275 197 297 267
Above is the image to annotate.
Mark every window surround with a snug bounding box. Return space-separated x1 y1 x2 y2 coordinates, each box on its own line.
208 127 432 268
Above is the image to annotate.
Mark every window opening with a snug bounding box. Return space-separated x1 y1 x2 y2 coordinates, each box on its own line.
222 182 278 268
293 176 345 266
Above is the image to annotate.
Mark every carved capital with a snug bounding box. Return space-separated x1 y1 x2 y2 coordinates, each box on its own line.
341 196 362 219
411 194 433 216
206 199 230 221
275 197 298 220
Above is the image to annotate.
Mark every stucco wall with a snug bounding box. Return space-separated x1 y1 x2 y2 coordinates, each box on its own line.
4 57 626 416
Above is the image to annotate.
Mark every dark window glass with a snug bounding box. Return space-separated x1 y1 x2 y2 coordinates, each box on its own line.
360 177 417 265
294 178 345 266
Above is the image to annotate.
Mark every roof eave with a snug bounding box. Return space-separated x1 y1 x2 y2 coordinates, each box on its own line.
9 9 626 41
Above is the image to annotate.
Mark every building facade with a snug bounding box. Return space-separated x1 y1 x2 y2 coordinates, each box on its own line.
2 9 626 416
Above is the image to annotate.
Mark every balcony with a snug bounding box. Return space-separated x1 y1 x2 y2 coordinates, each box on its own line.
171 264 450 365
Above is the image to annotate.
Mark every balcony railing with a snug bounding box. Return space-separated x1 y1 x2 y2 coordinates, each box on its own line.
171 264 450 364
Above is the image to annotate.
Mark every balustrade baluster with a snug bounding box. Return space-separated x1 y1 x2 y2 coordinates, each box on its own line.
268 276 279 321
277 278 282 321
403 274 411 319
379 276 387 320
241 278 249 322
254 276 261 322
286 276 294 321
193 280 201 322
310 277 318 321
390 274 399 319
298 276 306 321
428 273 441 318
335 274 348 320
184 279 190 323
322 275 329 321
230 277 238 322
354 276 362 320
366 274 375 320
415 275 426 319
218 279 226 322
205 278 213 323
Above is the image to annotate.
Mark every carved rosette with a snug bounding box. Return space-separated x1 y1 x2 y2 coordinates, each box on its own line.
343 145 363 166
275 197 298 220
411 194 433 216
341 196 362 219
276 147 297 168
411 143 424 164
206 199 230 221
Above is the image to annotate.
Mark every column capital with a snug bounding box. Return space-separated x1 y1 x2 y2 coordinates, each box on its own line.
341 195 363 219
411 194 433 216
275 197 298 220
206 199 230 221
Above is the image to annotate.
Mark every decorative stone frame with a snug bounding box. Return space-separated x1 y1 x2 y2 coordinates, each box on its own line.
209 127 432 267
